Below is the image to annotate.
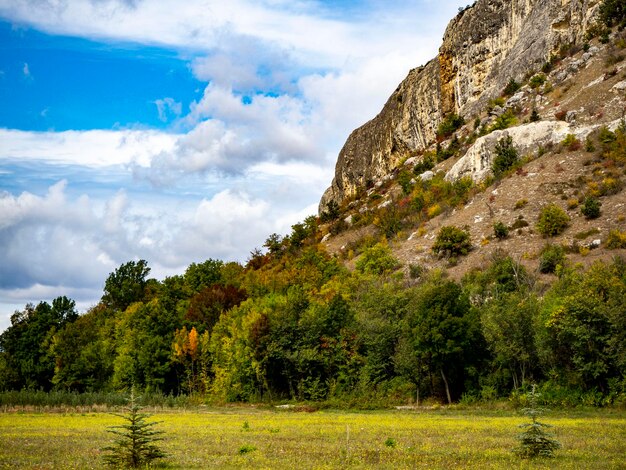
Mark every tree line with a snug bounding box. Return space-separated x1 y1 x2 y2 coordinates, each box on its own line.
1 235 625 406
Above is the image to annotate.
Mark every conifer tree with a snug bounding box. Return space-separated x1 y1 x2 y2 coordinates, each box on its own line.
514 384 561 458
102 388 167 468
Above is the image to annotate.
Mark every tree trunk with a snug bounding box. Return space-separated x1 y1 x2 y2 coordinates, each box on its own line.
440 369 452 404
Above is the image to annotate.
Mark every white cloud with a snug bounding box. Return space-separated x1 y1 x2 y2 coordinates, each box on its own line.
22 62 32 80
154 97 182 122
0 128 178 167
0 0 471 332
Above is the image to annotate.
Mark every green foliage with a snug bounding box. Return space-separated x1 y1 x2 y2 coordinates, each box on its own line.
184 259 223 292
404 279 484 403
528 74 547 89
102 260 151 312
320 200 341 223
581 197 601 219
397 170 414 195
356 243 400 275
503 78 521 96
599 0 626 27
489 109 517 132
238 444 257 454
384 437 397 448
102 389 167 468
413 153 435 174
492 135 519 177
437 113 465 138
493 221 509 240
561 134 581 151
432 225 472 258
514 385 561 459
0 298 77 391
539 245 566 274
606 229 626 249
529 109 541 122
536 204 570 237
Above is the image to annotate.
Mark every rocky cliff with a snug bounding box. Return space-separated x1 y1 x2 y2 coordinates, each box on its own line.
320 0 600 212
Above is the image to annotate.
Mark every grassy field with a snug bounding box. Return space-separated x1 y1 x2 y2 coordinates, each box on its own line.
0 406 625 469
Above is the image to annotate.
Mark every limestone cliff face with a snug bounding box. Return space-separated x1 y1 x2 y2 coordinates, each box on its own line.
320 0 600 212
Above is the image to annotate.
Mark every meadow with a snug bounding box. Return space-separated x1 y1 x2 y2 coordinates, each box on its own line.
0 406 625 469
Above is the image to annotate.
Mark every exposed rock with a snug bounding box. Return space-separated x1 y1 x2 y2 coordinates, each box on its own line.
403 156 419 167
418 170 435 181
319 0 600 212
506 91 526 107
589 239 602 249
445 121 571 183
565 110 577 123
378 200 392 210
344 215 354 225
446 118 623 183
612 81 626 93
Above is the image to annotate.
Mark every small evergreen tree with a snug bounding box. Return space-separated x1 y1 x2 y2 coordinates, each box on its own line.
514 385 561 459
492 135 519 177
102 389 167 468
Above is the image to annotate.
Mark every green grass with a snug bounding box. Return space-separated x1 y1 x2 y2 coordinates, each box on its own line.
0 407 625 468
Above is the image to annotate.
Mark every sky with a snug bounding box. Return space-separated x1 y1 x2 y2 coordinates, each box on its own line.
0 0 468 331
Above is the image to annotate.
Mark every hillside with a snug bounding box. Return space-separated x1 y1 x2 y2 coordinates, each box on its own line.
319 0 626 281
1 0 626 407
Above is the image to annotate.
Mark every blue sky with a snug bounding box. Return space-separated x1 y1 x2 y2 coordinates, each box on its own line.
0 0 468 330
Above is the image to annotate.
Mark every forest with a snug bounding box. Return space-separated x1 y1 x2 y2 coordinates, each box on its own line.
1 223 625 406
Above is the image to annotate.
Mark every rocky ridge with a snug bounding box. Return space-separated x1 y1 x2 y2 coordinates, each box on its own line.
320 0 601 210
317 1 626 281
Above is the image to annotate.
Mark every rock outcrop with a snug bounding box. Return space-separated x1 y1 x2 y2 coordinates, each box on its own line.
320 0 600 212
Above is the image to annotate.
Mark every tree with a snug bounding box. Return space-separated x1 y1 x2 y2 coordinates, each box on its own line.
514 385 561 459
184 259 223 293
102 388 167 468
481 292 539 390
355 242 400 275
102 260 151 311
432 225 472 258
406 279 483 403
600 0 626 27
536 204 570 237
0 297 78 391
492 135 519 177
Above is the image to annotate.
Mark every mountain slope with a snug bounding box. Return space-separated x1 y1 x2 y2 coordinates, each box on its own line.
318 0 626 279
320 0 600 209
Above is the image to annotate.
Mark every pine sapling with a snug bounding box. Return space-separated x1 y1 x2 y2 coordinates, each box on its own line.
514 384 561 459
102 388 167 468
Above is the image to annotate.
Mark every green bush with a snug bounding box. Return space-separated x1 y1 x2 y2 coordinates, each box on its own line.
529 74 547 89
356 242 400 275
492 135 519 177
489 109 518 132
581 197 601 219
529 109 541 122
600 0 626 27
493 221 509 240
432 225 472 257
413 153 435 174
503 78 521 96
437 113 465 138
536 204 570 237
539 245 566 274
606 229 626 249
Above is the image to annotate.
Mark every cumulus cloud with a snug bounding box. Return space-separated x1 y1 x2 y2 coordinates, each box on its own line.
0 129 178 167
0 0 471 332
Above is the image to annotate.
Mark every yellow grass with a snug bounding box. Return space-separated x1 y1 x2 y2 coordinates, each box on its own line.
0 407 625 468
